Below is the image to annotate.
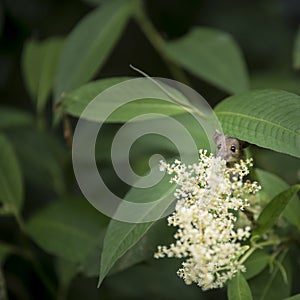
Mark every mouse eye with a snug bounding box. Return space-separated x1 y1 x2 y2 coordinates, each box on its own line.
217 144 221 150
230 145 236 153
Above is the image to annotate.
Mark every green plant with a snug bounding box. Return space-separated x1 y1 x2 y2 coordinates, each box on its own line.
1 0 300 299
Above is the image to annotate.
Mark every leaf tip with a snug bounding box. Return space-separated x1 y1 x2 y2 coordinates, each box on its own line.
97 275 104 288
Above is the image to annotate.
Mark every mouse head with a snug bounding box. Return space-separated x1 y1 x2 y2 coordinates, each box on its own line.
213 130 248 162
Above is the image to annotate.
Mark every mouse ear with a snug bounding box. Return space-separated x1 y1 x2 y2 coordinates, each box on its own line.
213 130 222 143
239 140 249 149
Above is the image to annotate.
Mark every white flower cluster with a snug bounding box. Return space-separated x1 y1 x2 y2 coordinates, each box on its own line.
155 150 261 290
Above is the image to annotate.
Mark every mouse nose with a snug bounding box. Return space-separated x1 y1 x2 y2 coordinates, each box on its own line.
218 153 230 161
224 154 231 161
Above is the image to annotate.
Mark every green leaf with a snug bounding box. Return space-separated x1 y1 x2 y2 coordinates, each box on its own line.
248 251 292 300
255 169 300 231
0 135 23 215
61 77 190 122
77 228 106 277
164 27 249 94
55 258 78 288
214 89 300 158
26 197 108 265
244 249 269 280
99 169 176 286
7 128 66 194
109 219 174 276
54 0 134 103
252 185 300 237
99 220 152 286
284 294 300 300
62 77 130 111
293 26 300 69
282 193 300 230
227 271 253 300
0 107 34 129
22 37 64 113
255 169 290 199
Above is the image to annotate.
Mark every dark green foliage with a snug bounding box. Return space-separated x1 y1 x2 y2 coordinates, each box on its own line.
1 1 300 299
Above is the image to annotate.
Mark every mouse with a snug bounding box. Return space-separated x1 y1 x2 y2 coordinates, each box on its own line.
213 130 248 167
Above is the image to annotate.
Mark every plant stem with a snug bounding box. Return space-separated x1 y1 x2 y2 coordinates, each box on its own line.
134 1 190 85
239 247 256 265
239 236 290 265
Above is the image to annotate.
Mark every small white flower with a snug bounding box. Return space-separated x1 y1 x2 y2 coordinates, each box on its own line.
155 150 261 290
